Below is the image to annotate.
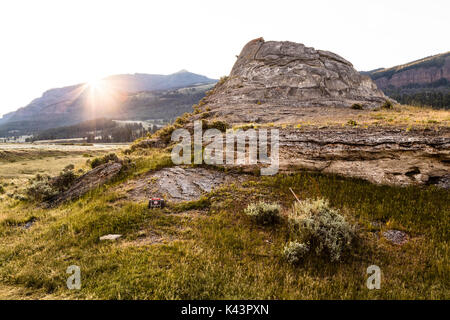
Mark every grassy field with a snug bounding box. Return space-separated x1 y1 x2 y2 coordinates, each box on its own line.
0 145 448 299
0 144 125 194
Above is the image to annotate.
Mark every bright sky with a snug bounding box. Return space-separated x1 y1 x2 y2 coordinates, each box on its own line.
0 0 449 116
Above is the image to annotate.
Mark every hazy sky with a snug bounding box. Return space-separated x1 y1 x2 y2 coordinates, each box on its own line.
0 0 449 116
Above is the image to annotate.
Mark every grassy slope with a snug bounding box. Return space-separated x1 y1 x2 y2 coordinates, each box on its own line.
0 146 448 299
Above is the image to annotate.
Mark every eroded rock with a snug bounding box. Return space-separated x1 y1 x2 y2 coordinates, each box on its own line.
121 166 246 203
47 161 123 206
202 37 388 124
278 127 450 187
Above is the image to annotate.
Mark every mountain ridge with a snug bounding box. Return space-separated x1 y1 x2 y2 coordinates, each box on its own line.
0 71 217 136
362 52 450 108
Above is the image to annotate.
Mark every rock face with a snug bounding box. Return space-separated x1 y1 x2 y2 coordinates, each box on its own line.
203 38 387 123
369 52 450 90
278 127 450 187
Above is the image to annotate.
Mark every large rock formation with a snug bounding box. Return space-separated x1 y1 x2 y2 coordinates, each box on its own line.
193 38 449 188
203 38 388 123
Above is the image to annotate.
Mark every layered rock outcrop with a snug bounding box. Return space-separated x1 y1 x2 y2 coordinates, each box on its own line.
196 38 449 187
278 127 450 187
203 38 387 123
46 161 123 207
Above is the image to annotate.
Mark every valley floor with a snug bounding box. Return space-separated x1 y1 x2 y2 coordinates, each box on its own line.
0 146 448 299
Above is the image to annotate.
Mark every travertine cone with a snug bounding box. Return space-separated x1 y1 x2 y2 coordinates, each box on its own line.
203 37 388 123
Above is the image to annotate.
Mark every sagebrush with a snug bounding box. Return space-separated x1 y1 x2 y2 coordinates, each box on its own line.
244 201 280 225
288 198 355 262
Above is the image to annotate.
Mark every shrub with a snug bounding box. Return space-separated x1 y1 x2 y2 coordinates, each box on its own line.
52 167 77 192
154 124 178 144
90 153 119 169
25 166 79 202
381 100 393 109
347 119 358 127
174 113 191 126
205 120 229 132
64 164 75 171
244 201 281 225
283 241 310 265
351 103 363 110
288 198 355 261
0 185 4 194
26 175 58 202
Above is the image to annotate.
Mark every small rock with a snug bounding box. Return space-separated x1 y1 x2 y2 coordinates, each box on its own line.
99 234 122 241
22 221 34 229
370 221 383 228
21 218 36 230
383 230 409 245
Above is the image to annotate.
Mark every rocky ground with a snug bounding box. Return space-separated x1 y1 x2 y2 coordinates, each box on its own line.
118 166 248 203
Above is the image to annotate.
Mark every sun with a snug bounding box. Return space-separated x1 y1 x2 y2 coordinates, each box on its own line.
86 78 105 91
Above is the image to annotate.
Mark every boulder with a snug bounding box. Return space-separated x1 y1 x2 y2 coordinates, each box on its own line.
99 234 122 241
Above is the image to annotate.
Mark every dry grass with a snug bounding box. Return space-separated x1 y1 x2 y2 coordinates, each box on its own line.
0 144 125 198
0 147 447 299
233 105 450 129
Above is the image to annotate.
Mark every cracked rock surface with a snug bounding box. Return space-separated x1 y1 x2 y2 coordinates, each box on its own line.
121 166 246 203
278 127 449 187
201 37 388 124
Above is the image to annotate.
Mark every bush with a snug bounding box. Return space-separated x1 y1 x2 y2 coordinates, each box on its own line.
351 103 363 110
244 201 281 225
205 120 229 132
25 166 79 202
0 185 4 194
52 167 77 192
90 153 119 169
283 241 310 265
26 175 58 202
288 198 355 262
381 100 393 109
347 119 358 127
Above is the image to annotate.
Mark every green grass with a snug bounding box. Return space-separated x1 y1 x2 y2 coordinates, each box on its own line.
0 154 448 299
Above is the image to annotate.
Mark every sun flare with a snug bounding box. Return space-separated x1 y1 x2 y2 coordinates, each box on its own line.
86 78 106 91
